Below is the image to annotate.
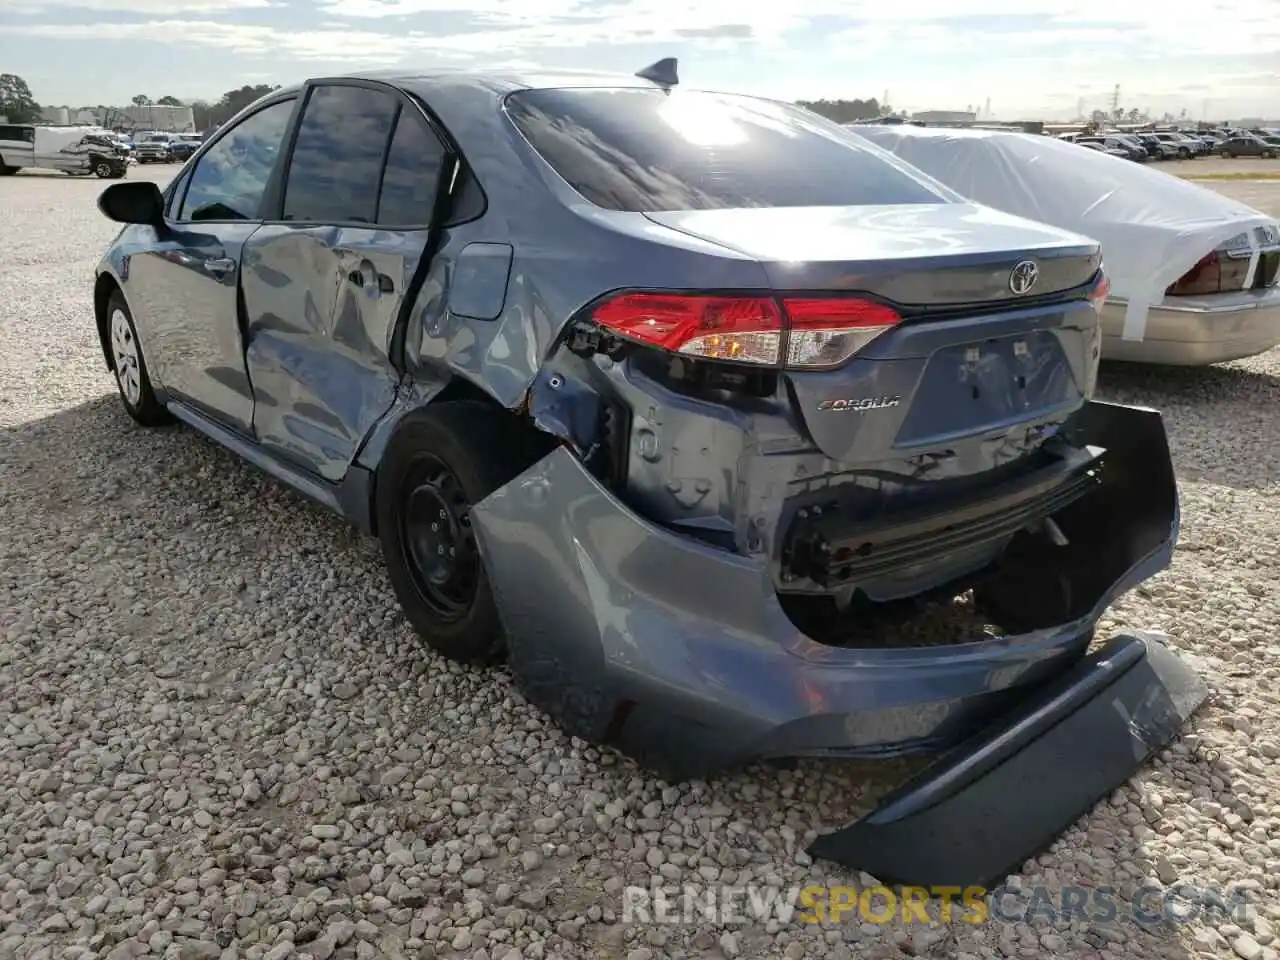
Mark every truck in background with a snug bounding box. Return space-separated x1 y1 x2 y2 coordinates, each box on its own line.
0 124 130 178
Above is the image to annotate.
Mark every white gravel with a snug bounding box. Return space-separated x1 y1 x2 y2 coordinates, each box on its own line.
2 165 1279 960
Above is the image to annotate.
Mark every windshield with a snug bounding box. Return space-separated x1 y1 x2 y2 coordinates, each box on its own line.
505 87 945 212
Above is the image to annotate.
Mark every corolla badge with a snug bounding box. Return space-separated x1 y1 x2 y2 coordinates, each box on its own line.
1009 259 1039 295
817 396 901 412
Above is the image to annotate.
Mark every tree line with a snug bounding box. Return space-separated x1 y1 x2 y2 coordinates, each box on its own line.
3 71 897 131
0 71 1186 132
0 73 281 130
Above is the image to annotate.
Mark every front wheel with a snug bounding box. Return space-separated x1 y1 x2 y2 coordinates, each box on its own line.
1221 150 1233 158
1263 150 1276 160
376 402 542 665
106 293 171 427
0 164 16 176
94 161 114 179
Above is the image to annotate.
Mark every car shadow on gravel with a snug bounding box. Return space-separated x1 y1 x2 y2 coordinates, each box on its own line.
0 396 1215 960
1098 359 1280 491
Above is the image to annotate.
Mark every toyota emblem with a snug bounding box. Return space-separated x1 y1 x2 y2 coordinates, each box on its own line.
1009 260 1039 295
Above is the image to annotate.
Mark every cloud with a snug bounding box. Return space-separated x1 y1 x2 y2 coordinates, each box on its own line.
1 0 1277 116
0 20 459 62
8 0 272 11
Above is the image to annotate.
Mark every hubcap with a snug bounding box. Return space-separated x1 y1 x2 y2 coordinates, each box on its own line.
96 163 110 177
110 308 142 406
399 459 478 620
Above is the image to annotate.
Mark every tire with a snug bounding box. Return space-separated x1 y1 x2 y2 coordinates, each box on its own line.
1221 150 1232 158
94 161 113 179
105 292 171 427
1264 150 1275 160
375 401 542 665
0 164 16 176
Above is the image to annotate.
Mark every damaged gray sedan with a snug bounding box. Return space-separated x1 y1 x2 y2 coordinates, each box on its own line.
93 61 1205 888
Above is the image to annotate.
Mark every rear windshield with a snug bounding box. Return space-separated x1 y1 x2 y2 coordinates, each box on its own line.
505 88 945 212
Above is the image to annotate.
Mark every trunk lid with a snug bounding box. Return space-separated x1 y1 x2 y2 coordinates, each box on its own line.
643 202 1102 467
642 202 1100 304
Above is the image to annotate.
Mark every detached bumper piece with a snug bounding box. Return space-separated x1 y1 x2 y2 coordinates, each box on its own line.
807 632 1208 890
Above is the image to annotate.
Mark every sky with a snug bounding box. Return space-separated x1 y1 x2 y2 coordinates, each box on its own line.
1 0 1278 120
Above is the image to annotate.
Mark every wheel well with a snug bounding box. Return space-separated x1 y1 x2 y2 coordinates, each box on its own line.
93 274 120 370
359 380 557 538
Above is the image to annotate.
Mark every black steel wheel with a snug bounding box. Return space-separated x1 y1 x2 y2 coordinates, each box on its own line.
397 455 480 622
375 401 542 665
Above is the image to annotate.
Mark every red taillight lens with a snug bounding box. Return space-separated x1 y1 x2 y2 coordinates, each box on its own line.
592 293 784 364
1166 250 1249 296
1087 271 1110 315
591 293 901 369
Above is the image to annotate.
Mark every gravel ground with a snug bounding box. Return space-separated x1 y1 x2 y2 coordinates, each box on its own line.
1 165 1278 960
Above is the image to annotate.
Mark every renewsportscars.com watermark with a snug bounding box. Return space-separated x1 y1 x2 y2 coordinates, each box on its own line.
621 882 1257 927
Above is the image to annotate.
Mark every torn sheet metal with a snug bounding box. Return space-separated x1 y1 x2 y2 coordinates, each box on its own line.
847 124 1278 341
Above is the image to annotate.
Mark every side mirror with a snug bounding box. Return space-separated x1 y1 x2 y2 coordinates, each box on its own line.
97 181 166 227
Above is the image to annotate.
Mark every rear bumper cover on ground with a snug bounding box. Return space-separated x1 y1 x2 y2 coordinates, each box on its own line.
808 631 1207 888
472 400 1182 779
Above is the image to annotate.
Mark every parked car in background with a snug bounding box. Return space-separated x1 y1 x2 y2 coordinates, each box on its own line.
1076 135 1147 161
851 124 1280 366
132 133 175 163
1074 138 1131 159
1148 132 1196 158
1174 132 1207 155
1137 133 1179 160
167 134 202 162
1218 134 1278 158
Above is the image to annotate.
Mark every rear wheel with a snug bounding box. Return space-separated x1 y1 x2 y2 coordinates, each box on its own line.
1221 149 1233 158
0 165 16 176
376 402 541 665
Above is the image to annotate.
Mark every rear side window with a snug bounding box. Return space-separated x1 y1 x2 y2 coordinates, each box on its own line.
283 84 399 224
376 108 446 226
505 88 944 212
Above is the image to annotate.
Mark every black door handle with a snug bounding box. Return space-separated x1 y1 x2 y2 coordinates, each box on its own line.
347 269 395 295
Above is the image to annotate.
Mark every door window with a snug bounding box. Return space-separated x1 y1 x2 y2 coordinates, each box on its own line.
376 108 447 226
282 84 399 224
179 98 295 222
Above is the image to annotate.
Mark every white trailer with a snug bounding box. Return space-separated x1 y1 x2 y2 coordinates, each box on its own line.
0 123 130 178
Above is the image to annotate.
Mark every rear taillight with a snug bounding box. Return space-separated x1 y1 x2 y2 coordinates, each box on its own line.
590 293 901 369
1166 250 1250 296
1087 271 1110 315
783 298 902 368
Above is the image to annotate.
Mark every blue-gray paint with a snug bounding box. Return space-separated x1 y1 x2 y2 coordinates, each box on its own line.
448 242 514 321
89 66 1180 776
470 401 1179 776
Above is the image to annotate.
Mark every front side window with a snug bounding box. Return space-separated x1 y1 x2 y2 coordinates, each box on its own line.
505 87 945 212
180 98 295 222
282 84 399 224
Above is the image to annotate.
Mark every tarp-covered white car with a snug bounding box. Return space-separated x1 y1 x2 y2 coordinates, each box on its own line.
849 124 1280 365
